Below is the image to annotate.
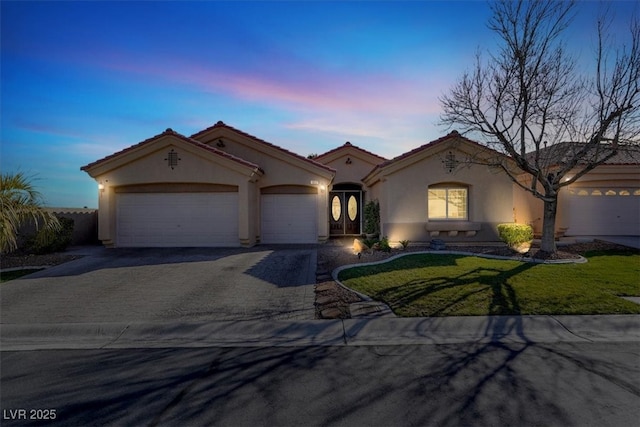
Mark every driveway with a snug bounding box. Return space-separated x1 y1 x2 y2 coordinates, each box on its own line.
0 247 317 323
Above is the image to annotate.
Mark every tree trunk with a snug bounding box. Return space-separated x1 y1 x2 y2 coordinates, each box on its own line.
540 198 558 254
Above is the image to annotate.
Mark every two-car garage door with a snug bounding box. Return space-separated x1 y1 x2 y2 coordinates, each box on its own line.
116 193 239 247
564 188 640 236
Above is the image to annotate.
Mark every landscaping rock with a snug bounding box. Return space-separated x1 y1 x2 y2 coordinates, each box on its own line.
430 239 446 250
320 308 343 319
353 238 367 254
316 295 340 306
315 282 336 292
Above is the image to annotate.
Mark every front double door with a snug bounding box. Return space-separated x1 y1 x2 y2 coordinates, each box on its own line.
329 191 361 235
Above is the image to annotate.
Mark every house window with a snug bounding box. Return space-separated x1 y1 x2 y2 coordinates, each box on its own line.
428 186 468 220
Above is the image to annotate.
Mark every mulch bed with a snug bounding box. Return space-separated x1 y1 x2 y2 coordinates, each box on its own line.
1 252 83 270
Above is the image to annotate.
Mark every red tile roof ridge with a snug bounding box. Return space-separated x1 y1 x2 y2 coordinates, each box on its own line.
378 130 495 167
362 130 507 181
191 121 336 173
315 140 387 162
81 128 263 173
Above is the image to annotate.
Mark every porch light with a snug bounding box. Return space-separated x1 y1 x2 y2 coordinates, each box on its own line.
98 183 105 191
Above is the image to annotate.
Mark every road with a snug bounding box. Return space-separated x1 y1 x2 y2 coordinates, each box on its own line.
2 340 639 427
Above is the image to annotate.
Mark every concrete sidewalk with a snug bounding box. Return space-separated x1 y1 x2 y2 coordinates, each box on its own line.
1 315 638 351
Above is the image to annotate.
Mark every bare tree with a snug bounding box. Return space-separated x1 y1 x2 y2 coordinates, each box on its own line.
441 0 640 253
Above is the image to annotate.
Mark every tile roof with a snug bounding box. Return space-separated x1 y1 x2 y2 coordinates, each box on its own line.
364 130 508 179
527 141 640 166
80 128 263 173
191 121 336 174
315 141 387 162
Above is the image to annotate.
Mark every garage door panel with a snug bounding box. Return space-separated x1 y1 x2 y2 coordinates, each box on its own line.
565 190 640 236
261 194 317 244
117 193 239 247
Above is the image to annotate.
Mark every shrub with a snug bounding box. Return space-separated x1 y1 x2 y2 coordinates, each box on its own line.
497 223 533 246
362 238 377 249
399 239 410 249
379 236 391 252
27 217 74 254
363 200 380 235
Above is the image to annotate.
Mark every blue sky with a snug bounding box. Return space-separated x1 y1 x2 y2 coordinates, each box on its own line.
1 1 637 208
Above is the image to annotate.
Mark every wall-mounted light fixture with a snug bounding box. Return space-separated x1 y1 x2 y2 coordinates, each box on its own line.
98 183 105 191
346 157 352 164
319 185 326 193
216 139 225 148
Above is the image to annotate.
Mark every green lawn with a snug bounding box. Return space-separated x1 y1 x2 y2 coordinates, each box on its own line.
338 250 640 316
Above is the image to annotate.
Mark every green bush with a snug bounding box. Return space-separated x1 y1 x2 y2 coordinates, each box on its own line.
379 236 391 252
27 217 74 254
363 200 380 235
497 223 533 246
399 239 410 249
362 238 377 249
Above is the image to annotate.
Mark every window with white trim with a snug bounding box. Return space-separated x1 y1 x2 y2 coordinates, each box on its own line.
428 186 468 220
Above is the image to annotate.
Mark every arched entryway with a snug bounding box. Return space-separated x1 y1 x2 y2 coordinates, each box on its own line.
329 183 362 235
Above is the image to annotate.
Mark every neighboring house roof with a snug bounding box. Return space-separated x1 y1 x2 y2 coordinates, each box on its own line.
526 141 640 166
362 130 511 183
315 141 387 163
80 128 263 174
191 121 336 174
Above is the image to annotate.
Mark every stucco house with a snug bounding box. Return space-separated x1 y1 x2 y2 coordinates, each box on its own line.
514 143 640 238
82 122 639 247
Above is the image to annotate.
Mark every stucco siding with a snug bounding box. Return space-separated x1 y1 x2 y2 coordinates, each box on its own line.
378 145 515 243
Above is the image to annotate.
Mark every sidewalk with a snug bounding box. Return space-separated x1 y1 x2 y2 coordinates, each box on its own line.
1 315 638 351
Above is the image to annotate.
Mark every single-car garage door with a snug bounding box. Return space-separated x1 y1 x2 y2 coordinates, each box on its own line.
564 188 640 236
116 192 239 247
261 194 317 244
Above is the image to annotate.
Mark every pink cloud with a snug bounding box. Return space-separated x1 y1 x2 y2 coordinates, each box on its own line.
76 48 445 119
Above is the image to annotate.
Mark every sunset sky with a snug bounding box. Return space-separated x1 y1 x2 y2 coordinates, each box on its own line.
1 1 637 208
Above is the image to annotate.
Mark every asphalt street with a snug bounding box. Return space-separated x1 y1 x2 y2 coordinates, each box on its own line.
1 341 639 427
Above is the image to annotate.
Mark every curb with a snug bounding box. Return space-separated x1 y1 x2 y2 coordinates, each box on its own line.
2 315 638 351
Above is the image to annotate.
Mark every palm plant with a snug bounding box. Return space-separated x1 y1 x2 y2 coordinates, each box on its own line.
0 172 60 253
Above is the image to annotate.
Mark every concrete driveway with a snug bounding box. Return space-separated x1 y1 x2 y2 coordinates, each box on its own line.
0 247 317 324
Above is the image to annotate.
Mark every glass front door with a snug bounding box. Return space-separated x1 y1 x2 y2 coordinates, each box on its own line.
329 191 361 235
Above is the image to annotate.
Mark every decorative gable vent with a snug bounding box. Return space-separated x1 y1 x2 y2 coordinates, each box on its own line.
165 149 181 170
442 151 459 173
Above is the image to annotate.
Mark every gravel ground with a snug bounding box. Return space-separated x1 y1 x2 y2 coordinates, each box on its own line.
1 253 84 269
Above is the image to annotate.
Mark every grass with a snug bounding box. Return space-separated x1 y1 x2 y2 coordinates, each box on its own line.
338 249 640 316
1 268 44 283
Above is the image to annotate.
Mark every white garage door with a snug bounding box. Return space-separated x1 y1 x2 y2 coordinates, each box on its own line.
565 188 640 236
261 194 317 244
117 193 239 247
